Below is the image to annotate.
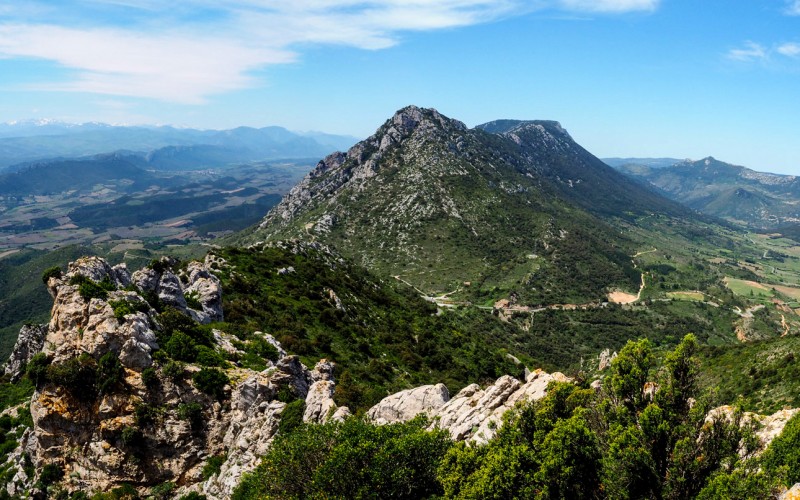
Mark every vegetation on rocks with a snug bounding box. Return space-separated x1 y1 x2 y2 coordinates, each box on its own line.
235 335 797 499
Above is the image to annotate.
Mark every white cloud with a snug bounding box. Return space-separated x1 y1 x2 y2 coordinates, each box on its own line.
785 0 800 15
727 41 767 62
559 0 659 13
0 0 657 103
777 42 800 57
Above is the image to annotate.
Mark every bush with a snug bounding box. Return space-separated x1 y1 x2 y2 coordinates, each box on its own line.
41 266 62 284
192 368 229 400
47 354 97 401
26 353 51 387
177 493 207 500
185 291 203 310
278 399 306 435
149 482 176 500
762 412 800 485
164 331 198 362
177 402 204 431
233 417 452 500
247 336 280 363
162 360 185 381
69 275 116 301
196 345 225 367
37 463 64 488
109 299 149 322
134 403 160 427
141 367 158 389
119 426 143 449
97 351 124 396
202 454 226 480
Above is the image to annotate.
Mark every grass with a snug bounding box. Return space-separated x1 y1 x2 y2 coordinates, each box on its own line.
725 277 775 299
666 291 706 302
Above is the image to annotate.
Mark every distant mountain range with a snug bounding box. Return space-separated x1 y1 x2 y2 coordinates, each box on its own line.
610 156 800 228
0 120 359 170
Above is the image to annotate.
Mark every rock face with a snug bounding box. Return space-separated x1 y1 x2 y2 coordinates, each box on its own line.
367 384 450 425
366 369 570 444
707 405 800 452
4 324 47 381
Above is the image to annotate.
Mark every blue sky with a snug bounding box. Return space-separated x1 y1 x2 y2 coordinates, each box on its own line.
0 0 799 173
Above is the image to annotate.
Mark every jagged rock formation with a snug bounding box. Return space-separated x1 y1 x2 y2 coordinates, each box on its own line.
2 255 350 498
4 323 47 381
367 384 449 425
709 405 800 452
367 369 570 444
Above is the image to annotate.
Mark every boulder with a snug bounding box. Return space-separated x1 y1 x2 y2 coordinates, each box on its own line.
367 383 449 425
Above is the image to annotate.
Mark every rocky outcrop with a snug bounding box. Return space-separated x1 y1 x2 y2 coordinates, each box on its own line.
598 348 617 371
782 483 800 500
130 255 223 325
4 324 47 381
367 384 450 425
366 369 570 444
707 405 800 452
202 359 350 498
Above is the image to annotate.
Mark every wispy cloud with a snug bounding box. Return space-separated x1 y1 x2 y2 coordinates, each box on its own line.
0 0 659 103
728 40 800 63
785 0 800 15
559 0 659 13
727 41 768 62
777 42 800 57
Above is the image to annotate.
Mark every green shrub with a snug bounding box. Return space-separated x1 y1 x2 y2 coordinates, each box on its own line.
119 426 143 449
97 351 124 396
247 336 280 363
141 367 158 389
134 403 160 427
162 360 185 381
149 482 175 500
177 402 204 431
69 275 116 301
185 291 203 310
109 483 139 499
47 354 97 401
108 299 148 322
278 399 306 435
177 493 206 500
233 417 452 500
41 266 62 284
164 331 197 362
26 353 51 387
195 345 225 367
192 368 229 400
762 412 800 485
37 463 64 488
202 454 226 480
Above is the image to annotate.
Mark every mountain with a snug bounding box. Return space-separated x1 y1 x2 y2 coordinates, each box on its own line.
614 156 800 228
247 106 696 305
0 122 359 170
603 157 683 169
0 154 161 196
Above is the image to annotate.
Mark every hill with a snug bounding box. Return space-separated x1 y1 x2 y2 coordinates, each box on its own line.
614 156 800 229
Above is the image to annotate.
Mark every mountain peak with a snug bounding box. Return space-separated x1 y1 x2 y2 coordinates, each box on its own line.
387 105 467 139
